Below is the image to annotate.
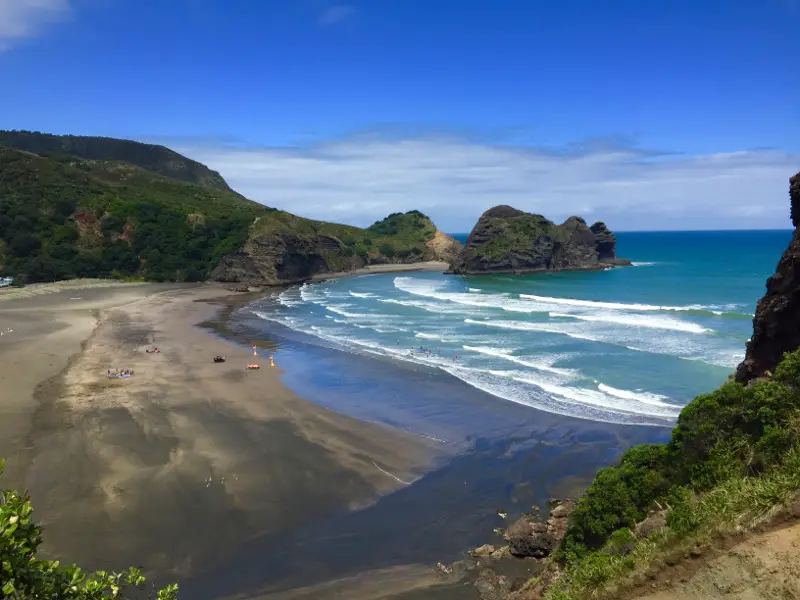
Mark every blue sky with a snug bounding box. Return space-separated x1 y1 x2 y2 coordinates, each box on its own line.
0 0 798 231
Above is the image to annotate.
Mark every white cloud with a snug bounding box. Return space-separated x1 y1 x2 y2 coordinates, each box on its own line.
175 135 799 232
0 0 71 49
317 4 355 26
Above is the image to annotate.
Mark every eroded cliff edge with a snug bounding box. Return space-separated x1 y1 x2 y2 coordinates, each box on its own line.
736 171 800 383
211 210 461 285
448 206 630 275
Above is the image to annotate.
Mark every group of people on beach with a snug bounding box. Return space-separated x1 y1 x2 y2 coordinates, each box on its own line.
107 368 134 378
106 343 275 379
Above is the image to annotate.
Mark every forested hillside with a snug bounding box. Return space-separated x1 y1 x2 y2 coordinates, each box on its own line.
0 132 459 284
0 145 266 283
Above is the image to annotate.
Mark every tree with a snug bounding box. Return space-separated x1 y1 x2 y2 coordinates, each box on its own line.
0 460 178 599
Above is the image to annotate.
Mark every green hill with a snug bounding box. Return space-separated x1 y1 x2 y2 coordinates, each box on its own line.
0 130 232 191
0 133 459 285
210 209 461 284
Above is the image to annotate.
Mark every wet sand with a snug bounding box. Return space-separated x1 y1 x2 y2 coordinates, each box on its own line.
0 283 435 584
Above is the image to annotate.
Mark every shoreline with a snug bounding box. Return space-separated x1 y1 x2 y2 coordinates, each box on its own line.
0 283 437 584
311 260 450 281
185 298 668 600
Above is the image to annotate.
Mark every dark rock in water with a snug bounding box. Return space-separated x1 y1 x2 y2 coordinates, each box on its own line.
502 500 575 559
736 172 800 383
448 206 629 275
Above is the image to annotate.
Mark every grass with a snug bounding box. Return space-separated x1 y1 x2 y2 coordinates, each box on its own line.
526 408 800 600
537 432 800 600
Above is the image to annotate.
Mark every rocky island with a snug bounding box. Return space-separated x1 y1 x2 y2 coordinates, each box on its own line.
448 205 630 275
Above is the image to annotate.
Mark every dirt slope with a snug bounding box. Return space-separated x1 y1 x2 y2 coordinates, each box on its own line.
634 521 800 600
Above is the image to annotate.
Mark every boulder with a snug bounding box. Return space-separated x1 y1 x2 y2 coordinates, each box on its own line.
504 518 555 559
634 510 667 539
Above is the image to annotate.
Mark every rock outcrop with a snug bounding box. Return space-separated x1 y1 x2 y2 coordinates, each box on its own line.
503 499 576 559
448 206 629 275
211 232 363 285
212 210 460 285
736 171 800 383
590 221 618 261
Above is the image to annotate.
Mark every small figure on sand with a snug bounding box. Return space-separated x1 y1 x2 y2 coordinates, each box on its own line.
213 355 226 363
145 347 160 353
269 355 275 367
246 363 260 370
252 345 258 356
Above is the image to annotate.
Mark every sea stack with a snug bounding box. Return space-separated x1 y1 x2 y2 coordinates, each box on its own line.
736 172 800 383
448 205 630 275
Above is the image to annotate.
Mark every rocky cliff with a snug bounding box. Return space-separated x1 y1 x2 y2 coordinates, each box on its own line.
448 206 629 275
736 171 800 383
211 210 460 285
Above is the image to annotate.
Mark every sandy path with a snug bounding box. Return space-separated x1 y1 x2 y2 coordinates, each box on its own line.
632 520 800 600
0 284 434 581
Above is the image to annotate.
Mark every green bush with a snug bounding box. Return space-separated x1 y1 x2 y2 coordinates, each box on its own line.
560 348 800 559
379 243 396 257
562 444 671 555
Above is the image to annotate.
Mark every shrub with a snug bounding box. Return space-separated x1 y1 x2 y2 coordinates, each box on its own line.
561 444 671 556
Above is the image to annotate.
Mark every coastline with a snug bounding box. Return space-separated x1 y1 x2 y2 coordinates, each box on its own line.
0 276 673 600
0 283 436 583
311 260 450 281
183 299 669 600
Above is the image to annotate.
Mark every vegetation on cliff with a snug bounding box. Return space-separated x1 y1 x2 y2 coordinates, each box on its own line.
0 144 267 283
0 460 178 599
211 209 460 284
0 131 458 285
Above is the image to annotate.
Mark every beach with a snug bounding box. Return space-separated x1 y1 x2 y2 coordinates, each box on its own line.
0 282 436 586
1 237 760 599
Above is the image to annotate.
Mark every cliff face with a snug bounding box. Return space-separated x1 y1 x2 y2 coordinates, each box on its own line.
211 232 363 285
736 172 800 383
590 221 618 261
448 206 628 275
211 210 460 285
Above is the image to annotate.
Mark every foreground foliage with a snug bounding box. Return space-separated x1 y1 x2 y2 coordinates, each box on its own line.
542 349 800 599
0 460 177 599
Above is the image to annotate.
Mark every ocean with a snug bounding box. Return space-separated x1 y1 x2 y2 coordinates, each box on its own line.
247 230 791 428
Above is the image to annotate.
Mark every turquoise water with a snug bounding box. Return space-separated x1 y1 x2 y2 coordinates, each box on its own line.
249 230 791 428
